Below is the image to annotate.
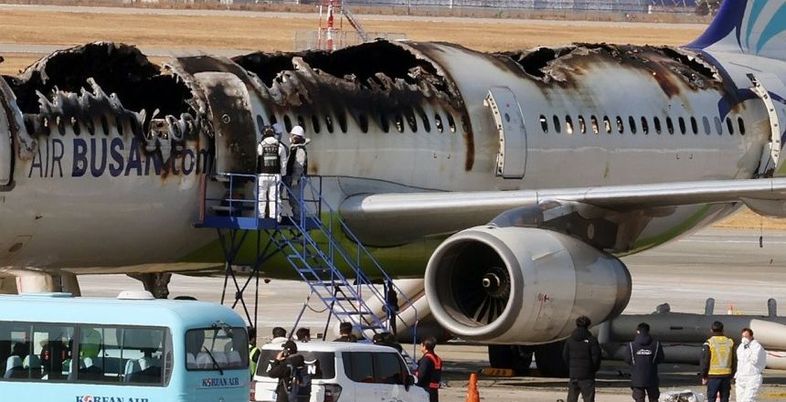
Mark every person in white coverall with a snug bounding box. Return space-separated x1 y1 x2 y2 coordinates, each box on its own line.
735 328 767 402
256 126 287 221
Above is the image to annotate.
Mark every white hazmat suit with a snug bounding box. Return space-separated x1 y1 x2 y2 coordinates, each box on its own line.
735 337 767 402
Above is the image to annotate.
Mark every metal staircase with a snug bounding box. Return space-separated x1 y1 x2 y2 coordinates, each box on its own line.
197 174 418 365
340 4 370 42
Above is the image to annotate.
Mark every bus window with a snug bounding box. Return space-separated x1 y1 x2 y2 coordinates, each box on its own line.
73 326 169 386
185 326 248 371
0 322 75 381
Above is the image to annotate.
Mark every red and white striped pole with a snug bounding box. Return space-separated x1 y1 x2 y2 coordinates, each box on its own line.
326 0 335 51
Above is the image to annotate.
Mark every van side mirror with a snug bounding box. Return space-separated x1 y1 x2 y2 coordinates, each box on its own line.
405 374 416 391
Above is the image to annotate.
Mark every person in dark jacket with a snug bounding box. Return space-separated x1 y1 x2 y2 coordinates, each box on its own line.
267 340 310 402
624 322 665 402
562 315 602 402
333 322 358 342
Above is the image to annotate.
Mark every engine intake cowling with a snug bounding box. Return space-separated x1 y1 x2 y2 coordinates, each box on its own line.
424 226 631 344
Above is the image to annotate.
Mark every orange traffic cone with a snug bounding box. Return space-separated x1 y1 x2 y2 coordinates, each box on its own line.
465 372 480 402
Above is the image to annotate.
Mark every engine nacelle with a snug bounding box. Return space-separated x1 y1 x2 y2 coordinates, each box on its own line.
425 226 631 344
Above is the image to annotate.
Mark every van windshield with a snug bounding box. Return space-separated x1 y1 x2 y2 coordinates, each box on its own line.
256 349 335 379
185 327 248 371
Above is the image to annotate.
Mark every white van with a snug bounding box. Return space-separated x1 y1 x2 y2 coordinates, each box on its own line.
252 341 429 402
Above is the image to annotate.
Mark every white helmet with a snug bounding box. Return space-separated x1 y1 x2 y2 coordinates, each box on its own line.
290 125 305 138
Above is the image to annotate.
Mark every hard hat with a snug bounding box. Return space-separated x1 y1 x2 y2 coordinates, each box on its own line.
290 125 305 138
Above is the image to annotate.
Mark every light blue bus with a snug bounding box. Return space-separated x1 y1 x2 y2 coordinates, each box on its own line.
0 291 250 402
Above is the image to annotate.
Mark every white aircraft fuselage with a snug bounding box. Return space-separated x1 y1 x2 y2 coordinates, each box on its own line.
0 36 776 278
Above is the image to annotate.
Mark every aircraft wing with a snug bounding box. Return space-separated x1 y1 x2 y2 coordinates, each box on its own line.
340 177 786 248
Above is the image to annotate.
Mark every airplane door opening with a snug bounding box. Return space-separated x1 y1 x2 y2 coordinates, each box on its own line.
194 72 258 176
0 83 14 187
485 86 527 179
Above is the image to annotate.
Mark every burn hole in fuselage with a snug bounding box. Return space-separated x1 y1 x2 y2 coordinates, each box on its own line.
4 42 194 133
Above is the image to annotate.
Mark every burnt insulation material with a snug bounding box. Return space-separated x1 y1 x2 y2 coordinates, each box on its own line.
3 42 192 118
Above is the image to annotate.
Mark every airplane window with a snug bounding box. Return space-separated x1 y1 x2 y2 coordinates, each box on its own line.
666 117 674 135
738 117 746 135
702 116 711 135
256 115 265 132
85 118 95 136
714 116 722 135
284 115 293 133
418 109 431 133
603 116 612 134
337 112 348 133
325 114 334 133
297 115 306 131
641 117 649 135
72 117 81 136
552 115 561 134
269 114 278 126
565 115 574 135
616 116 624 134
56 115 66 136
394 114 404 133
311 115 321 134
358 114 369 133
653 117 662 134
446 113 457 133
628 116 637 134
590 115 599 135
578 116 587 134
434 113 443 133
42 116 49 129
726 117 734 135
690 117 698 135
678 117 686 135
379 113 389 133
129 115 141 137
540 115 548 133
115 116 124 137
101 115 110 136
405 109 417 132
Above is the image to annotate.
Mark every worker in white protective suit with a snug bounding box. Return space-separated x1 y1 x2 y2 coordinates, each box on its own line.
256 126 287 221
735 327 767 402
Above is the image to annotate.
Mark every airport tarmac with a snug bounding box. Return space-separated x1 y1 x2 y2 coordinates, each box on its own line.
76 226 786 401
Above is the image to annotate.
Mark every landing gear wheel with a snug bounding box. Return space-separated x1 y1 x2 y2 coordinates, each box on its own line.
488 345 514 369
534 340 569 378
488 345 533 375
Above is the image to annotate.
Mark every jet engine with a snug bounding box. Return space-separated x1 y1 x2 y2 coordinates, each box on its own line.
424 226 631 344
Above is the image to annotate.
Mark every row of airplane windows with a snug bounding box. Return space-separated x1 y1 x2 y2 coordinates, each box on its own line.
538 114 747 137
262 109 458 136
37 114 138 138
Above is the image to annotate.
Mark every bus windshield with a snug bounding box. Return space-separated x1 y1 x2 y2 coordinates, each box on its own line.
185 326 248 371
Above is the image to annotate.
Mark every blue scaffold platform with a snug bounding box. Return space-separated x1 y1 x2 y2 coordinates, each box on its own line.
195 173 419 365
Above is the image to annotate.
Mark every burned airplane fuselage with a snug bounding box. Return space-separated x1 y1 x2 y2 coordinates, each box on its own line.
0 40 768 272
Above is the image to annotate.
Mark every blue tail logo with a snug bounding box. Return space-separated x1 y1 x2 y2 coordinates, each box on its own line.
690 0 786 60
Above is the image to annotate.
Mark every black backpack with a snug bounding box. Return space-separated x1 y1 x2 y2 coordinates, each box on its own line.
286 364 312 402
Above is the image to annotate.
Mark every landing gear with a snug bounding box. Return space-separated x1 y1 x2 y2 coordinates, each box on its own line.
2 270 81 295
488 341 568 377
534 340 569 378
128 273 172 299
488 345 533 375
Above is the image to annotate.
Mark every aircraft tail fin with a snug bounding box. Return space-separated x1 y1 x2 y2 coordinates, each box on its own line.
688 0 786 61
